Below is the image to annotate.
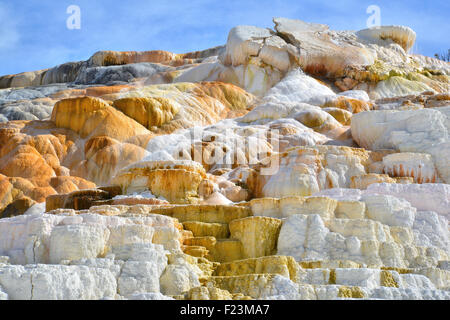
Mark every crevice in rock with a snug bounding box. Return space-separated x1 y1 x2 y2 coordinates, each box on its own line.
30 273 35 300
115 261 125 296
32 237 38 264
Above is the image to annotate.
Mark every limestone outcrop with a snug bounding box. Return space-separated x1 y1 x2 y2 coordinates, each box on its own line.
0 15 448 300
351 107 450 183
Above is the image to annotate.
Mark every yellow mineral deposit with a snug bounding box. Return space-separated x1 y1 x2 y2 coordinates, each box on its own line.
0 15 448 301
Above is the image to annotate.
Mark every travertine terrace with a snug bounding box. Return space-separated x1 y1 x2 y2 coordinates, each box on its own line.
0 17 449 300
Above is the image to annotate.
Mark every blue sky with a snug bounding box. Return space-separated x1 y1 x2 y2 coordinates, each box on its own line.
0 0 449 75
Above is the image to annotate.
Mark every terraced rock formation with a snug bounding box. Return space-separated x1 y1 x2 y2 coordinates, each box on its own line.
0 17 448 300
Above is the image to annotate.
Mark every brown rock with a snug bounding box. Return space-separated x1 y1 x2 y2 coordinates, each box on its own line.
0 175 14 211
45 189 110 211
113 97 180 129
1 197 36 218
51 96 150 141
350 173 397 189
111 160 207 204
224 185 250 202
198 179 215 198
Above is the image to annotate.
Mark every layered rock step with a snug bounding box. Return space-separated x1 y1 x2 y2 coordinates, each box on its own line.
0 15 449 300
149 205 283 263
0 191 448 300
202 256 450 300
21 185 450 299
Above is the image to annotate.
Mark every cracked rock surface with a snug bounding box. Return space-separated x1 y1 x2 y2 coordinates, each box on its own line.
0 16 449 300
